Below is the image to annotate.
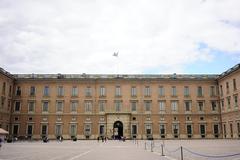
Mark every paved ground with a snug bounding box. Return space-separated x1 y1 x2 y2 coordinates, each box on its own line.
0 140 240 160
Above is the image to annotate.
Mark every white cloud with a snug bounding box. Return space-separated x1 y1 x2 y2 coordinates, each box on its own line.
0 0 239 74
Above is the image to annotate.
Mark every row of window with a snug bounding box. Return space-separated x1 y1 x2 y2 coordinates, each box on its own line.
14 85 218 97
1 82 12 96
221 95 239 111
14 100 219 113
219 78 237 96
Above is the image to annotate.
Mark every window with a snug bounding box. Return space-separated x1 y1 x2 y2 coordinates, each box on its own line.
115 101 122 112
15 101 21 112
28 101 35 113
200 124 206 136
220 85 223 96
85 101 92 112
99 125 105 135
16 86 21 96
159 86 165 96
55 124 62 136
200 116 204 121
213 124 219 136
115 86 121 96
2 82 6 95
187 125 192 135
172 86 177 96
211 101 217 111
233 79 237 90
99 101 105 112
100 86 106 96
227 97 231 109
198 101 204 111
171 101 178 112
84 124 91 135
41 124 48 136
43 86 49 96
160 124 165 135
70 124 77 136
56 101 64 112
185 101 191 112
144 86 151 96
30 86 36 96
237 123 240 137
234 95 238 108
221 100 224 110
144 101 151 111
184 86 189 96
159 101 165 112
13 125 19 136
230 123 233 137
223 124 226 138
226 82 229 93
131 87 137 97
173 124 179 135
72 86 78 96
9 85 12 97
132 125 137 135
197 86 203 96
210 86 215 96
85 87 92 97
27 125 33 136
57 86 64 96
131 101 137 112
42 101 49 112
145 124 152 135
71 101 78 112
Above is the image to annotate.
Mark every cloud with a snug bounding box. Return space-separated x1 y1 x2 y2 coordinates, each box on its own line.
0 0 240 74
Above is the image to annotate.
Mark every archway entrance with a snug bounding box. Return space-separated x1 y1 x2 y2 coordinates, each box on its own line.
113 121 123 139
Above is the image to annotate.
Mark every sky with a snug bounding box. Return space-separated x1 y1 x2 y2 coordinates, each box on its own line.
0 0 240 74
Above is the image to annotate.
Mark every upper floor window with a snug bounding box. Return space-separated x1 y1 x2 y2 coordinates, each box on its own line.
220 85 223 96
197 101 204 111
72 86 78 97
227 97 231 109
57 86 64 96
99 101 106 112
226 82 229 93
30 86 36 96
2 82 6 95
185 101 191 112
131 87 137 97
233 79 237 91
85 87 92 97
15 101 21 112
172 86 177 96
9 85 12 97
56 101 64 112
131 101 137 112
210 86 216 96
42 101 49 112
211 101 217 111
100 86 106 97
16 86 21 96
159 86 165 96
28 101 35 113
43 86 49 96
85 101 92 112
159 101 165 112
144 101 151 111
115 101 122 112
71 101 78 112
184 86 189 96
234 95 238 108
197 86 203 97
221 100 224 110
171 101 178 112
144 86 151 96
115 86 121 96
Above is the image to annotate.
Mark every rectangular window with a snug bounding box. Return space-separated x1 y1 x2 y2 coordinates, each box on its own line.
220 85 223 96
13 125 19 136
99 125 105 135
233 79 237 90
159 101 165 112
85 101 92 112
144 101 151 111
198 101 204 111
115 101 122 112
213 124 219 136
223 124 226 138
145 124 152 135
210 86 215 96
28 101 35 113
173 124 179 135
57 86 64 96
144 86 151 96
16 86 21 96
2 82 6 95
56 101 64 112
187 125 192 135
172 86 177 96
171 101 178 112
70 124 77 136
227 97 231 109
185 101 191 112
131 101 137 112
115 86 121 96
41 124 48 136
9 85 12 97
85 87 92 97
160 124 165 135
30 86 36 96
42 101 49 112
55 124 62 136
200 124 206 136
72 86 78 96
43 86 49 96
27 125 33 135
184 86 189 96
237 123 240 137
71 101 78 112
221 100 224 110
100 86 106 96
197 86 203 97
84 124 91 135
226 82 229 93
99 101 105 112
234 95 238 108
230 123 233 137
15 101 21 112
159 86 165 96
211 101 217 111
132 125 137 135
131 87 137 97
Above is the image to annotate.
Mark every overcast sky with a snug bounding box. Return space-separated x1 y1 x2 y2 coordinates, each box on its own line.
0 0 240 74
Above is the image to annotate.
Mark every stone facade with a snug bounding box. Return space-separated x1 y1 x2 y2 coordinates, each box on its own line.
0 64 239 140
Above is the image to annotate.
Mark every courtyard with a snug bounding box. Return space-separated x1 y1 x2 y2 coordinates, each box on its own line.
0 139 240 160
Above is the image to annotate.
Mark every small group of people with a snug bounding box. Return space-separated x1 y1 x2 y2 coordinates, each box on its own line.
97 136 107 142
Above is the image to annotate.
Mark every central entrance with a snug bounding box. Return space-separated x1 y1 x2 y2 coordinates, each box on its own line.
113 121 123 139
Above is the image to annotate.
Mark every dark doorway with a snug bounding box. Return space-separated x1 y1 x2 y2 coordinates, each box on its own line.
113 121 123 139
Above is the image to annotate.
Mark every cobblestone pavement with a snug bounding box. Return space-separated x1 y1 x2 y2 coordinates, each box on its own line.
0 140 240 160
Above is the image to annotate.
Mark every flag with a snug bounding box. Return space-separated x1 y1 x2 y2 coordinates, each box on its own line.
113 52 118 57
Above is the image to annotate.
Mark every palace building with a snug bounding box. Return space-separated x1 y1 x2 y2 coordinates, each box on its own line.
0 64 239 140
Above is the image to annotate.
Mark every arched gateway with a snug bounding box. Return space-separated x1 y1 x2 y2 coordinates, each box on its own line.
113 121 123 139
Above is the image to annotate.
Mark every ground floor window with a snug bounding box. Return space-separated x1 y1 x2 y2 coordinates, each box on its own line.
223 124 226 138
99 125 105 136
131 124 137 136
13 124 19 136
27 124 33 136
186 124 192 138
41 124 48 137
213 124 219 138
84 124 91 136
172 124 179 138
55 124 62 137
145 124 152 135
70 124 77 137
230 123 233 138
237 122 240 138
200 124 206 138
